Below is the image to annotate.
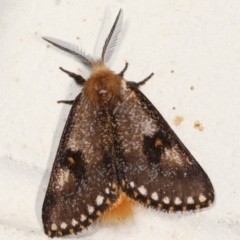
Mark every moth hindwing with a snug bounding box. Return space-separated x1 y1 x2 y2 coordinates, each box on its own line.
42 9 214 238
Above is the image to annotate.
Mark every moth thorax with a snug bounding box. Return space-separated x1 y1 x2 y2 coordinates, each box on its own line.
83 67 122 105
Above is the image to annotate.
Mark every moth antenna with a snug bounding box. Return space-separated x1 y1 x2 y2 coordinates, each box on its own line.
101 9 123 63
43 37 93 67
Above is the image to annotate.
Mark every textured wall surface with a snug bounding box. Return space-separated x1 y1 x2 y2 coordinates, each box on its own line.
0 0 240 239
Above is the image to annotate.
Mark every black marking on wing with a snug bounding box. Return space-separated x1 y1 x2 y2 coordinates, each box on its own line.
143 130 173 166
60 149 86 179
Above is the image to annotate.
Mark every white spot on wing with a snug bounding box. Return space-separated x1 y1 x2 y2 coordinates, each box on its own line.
138 185 147 196
72 219 78 226
163 146 193 166
187 197 194 204
130 181 135 188
199 194 207 202
163 197 170 204
87 204 95 214
105 188 110 194
81 214 86 222
60 222 67 229
51 223 57 231
96 195 104 206
174 197 182 205
151 192 159 201
140 119 157 136
58 169 70 189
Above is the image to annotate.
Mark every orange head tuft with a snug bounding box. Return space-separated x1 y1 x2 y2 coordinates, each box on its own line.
83 62 123 105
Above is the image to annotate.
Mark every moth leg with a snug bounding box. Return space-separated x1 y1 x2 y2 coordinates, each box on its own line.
57 100 74 105
59 67 86 86
127 72 154 88
118 62 129 77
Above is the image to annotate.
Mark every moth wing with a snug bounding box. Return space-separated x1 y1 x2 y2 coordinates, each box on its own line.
115 83 214 211
42 94 118 238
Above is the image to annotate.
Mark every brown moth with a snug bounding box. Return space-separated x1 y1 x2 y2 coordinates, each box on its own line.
42 9 214 238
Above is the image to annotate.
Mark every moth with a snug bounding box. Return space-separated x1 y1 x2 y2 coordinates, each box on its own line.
42 9 214 238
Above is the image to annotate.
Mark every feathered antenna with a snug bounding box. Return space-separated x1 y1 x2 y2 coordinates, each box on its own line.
42 9 123 67
42 37 93 67
101 9 123 63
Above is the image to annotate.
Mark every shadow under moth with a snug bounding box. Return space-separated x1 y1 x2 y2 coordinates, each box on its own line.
42 9 214 238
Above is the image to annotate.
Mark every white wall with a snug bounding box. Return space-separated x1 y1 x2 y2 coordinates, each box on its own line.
0 0 240 239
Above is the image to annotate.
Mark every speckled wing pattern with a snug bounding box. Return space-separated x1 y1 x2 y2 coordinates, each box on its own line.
115 83 214 212
42 93 120 238
43 80 214 237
